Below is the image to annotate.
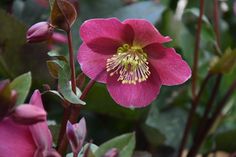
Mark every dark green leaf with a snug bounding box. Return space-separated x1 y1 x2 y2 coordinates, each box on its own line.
145 105 187 149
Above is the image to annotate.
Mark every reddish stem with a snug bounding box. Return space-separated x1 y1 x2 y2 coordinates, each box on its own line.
213 0 221 47
187 79 236 157
177 72 211 157
57 30 77 152
57 79 96 155
193 74 222 143
67 30 77 93
192 0 205 99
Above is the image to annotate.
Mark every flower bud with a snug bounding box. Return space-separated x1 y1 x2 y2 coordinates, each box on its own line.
27 22 54 43
11 105 46 125
103 148 119 157
66 118 87 154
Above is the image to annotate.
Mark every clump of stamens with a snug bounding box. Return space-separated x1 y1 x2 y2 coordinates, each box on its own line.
106 44 150 84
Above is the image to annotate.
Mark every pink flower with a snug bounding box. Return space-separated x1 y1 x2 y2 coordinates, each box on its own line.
27 21 54 43
0 90 60 157
66 118 87 155
77 18 191 108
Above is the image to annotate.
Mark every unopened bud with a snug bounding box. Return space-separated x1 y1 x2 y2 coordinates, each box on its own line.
103 148 119 157
27 22 54 43
11 105 46 125
66 118 87 154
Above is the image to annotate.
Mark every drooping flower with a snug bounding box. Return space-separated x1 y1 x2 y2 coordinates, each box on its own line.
66 118 87 155
77 18 191 108
0 90 60 157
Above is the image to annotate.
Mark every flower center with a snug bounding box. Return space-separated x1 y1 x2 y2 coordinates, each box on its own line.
106 44 150 84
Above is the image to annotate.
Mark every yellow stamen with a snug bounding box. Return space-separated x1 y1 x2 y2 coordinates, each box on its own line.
106 44 150 84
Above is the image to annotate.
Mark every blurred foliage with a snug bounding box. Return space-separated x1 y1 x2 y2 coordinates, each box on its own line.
1 0 236 156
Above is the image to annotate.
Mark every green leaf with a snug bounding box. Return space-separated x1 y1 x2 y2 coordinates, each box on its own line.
145 105 187 149
95 132 136 157
48 50 68 62
10 72 32 105
210 48 236 74
215 129 236 152
58 62 85 105
111 1 165 24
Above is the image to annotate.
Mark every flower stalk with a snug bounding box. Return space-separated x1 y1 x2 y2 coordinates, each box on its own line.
191 0 205 98
58 79 96 155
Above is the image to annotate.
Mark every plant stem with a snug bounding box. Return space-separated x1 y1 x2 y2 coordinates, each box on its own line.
193 74 222 143
177 72 211 157
58 79 96 155
187 79 236 157
213 0 220 47
67 30 77 93
186 1 223 156
57 30 77 152
191 0 205 99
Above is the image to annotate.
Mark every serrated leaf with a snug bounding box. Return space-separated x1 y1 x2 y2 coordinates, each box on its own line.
95 133 136 157
58 62 85 105
10 72 32 105
210 49 236 74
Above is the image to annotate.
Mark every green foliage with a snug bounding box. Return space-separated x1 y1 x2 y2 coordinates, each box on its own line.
210 48 236 74
10 72 32 105
146 105 187 149
95 132 136 157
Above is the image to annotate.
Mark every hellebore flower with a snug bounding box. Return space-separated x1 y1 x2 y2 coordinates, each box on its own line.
27 21 54 43
0 90 60 157
77 18 191 108
66 118 87 155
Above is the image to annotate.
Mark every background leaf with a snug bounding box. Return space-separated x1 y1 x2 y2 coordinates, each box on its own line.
10 72 32 105
95 132 136 157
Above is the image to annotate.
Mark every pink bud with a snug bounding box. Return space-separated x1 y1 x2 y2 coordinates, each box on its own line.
51 32 68 44
103 148 119 157
66 118 87 154
27 22 54 43
11 105 46 125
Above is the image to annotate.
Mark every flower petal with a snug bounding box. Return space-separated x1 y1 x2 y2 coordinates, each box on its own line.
145 44 192 85
123 19 171 47
11 105 47 125
77 43 111 83
30 122 53 150
107 68 161 108
29 90 44 109
80 18 134 49
0 118 36 157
